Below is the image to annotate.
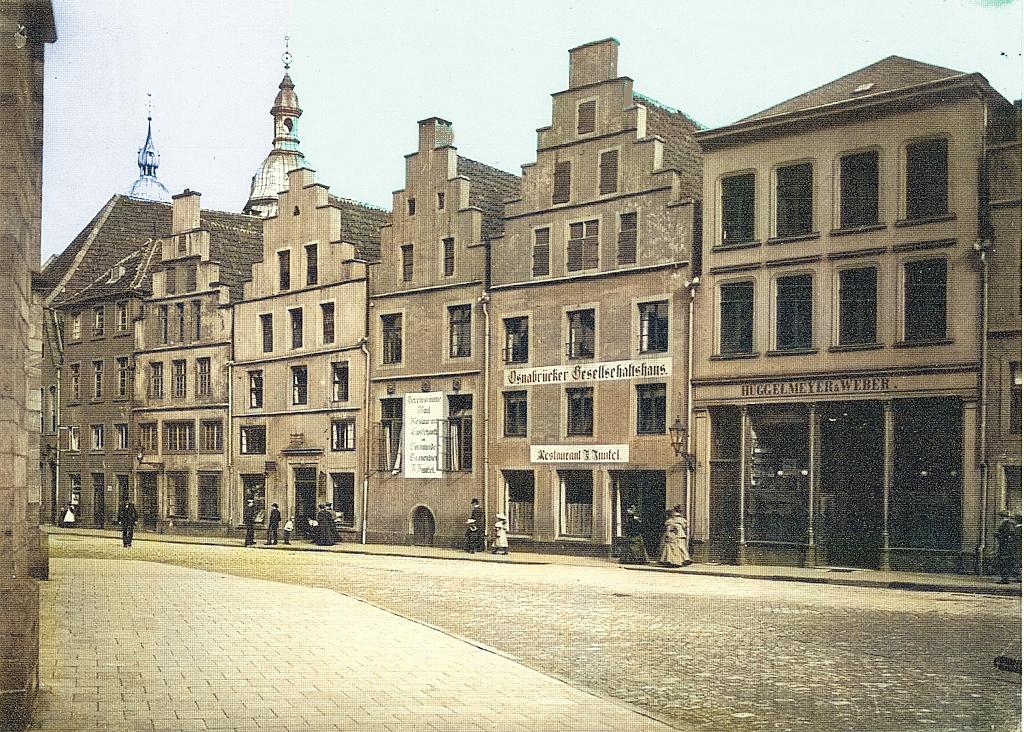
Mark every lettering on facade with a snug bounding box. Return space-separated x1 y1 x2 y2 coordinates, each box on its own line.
530 444 629 463
739 377 892 399
403 392 446 478
505 358 672 388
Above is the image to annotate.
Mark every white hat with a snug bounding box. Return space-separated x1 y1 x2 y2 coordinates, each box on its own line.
495 513 507 520
466 518 476 524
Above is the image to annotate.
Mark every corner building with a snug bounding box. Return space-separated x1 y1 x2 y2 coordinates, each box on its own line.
691 57 1018 572
488 39 702 556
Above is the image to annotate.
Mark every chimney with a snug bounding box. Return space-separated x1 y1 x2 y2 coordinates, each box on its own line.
568 38 619 89
418 117 454 152
171 189 201 234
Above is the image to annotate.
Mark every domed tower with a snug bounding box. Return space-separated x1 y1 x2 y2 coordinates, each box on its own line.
127 100 171 203
243 44 310 217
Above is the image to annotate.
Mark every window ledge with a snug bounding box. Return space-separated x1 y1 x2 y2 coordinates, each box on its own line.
556 535 594 542
767 232 820 245
828 343 885 353
894 338 954 349
710 352 760 361
714 240 762 251
766 348 818 357
638 349 669 357
894 213 956 228
830 223 886 237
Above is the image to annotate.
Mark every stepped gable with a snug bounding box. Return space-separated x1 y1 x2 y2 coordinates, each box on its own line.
327 196 391 262
456 156 520 240
739 55 966 122
198 209 264 302
634 92 704 200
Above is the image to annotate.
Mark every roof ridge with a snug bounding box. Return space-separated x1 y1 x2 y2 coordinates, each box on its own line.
457 155 521 181
328 195 391 215
44 195 121 306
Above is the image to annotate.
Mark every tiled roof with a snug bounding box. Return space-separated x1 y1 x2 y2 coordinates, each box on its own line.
456 157 521 240
739 56 966 122
634 92 704 200
199 210 264 301
327 196 391 261
60 242 158 306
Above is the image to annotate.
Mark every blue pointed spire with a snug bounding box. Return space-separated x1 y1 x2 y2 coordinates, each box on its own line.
128 95 171 203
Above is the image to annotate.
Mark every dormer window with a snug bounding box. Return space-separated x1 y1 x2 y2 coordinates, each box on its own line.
107 265 125 284
853 82 875 94
577 100 596 135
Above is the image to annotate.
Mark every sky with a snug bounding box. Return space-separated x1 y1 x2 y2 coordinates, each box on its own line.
41 0 1022 262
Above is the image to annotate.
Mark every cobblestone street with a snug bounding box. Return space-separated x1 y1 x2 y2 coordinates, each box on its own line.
45 536 1021 731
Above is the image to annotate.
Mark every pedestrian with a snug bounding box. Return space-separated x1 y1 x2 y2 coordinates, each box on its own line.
325 503 341 543
266 503 281 545
61 502 75 528
491 513 509 555
283 516 294 545
243 498 257 547
995 511 1017 583
620 504 649 565
1014 514 1022 582
117 498 138 548
659 508 692 568
468 498 486 553
465 518 483 553
314 504 336 546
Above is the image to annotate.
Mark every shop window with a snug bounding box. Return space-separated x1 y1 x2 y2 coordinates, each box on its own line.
291 365 308 406
378 398 403 471
171 359 186 398
617 212 637 265
321 302 335 344
720 282 754 354
553 161 571 205
448 304 472 358
200 420 223 453
163 421 194 453
192 301 201 340
566 387 593 436
69 473 82 510
1011 362 1022 434
442 395 473 472
198 472 221 520
505 470 535 535
776 162 813 237
115 423 129 451
260 313 273 353
331 418 356 451
503 390 527 437
838 268 877 345
721 173 755 244
332 473 356 528
442 237 455 278
636 383 666 435
278 250 291 291
503 317 529 364
906 138 948 220
1005 466 1022 516
599 149 619 195
747 408 809 544
775 274 813 351
149 362 163 399
566 308 595 359
68 426 80 452
332 362 349 402
69 363 81 401
116 474 130 505
401 244 414 282
381 314 403 364
138 423 157 452
91 424 104 451
305 243 318 286
93 360 103 399
638 301 668 353
117 302 128 331
576 100 596 135
239 425 266 455
904 259 946 342
567 219 599 272
248 370 263 409
839 150 879 228
532 228 550 276
242 474 266 517
159 305 169 344
176 302 186 341
115 360 130 400
196 357 211 397
167 472 188 518
560 470 593 537
289 308 303 349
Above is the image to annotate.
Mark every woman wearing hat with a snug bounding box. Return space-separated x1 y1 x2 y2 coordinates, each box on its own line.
465 518 483 553
492 513 509 555
659 507 692 568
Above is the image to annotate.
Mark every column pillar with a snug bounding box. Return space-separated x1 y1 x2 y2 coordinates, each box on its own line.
881 399 894 571
961 399 981 573
805 403 819 567
738 406 749 560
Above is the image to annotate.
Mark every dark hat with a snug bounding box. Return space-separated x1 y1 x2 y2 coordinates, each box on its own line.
271 503 278 508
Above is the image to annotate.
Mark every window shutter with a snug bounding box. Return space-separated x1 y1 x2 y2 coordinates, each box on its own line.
599 150 619 195
617 212 637 264
532 228 550 276
577 100 596 135
553 161 571 204
582 220 599 270
567 223 584 272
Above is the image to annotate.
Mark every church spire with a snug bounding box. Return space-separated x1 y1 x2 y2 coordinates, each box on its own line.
127 94 171 203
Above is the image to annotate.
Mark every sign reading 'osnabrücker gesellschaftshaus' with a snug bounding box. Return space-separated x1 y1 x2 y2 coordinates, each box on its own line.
530 445 629 463
504 357 671 388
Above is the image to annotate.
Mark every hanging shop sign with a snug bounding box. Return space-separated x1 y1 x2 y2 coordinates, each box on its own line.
504 357 671 388
403 391 445 478
530 444 629 463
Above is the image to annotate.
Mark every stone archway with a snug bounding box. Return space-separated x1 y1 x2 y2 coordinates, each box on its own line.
410 505 435 546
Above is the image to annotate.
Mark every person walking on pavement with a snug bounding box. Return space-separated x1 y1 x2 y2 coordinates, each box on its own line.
659 508 692 568
314 504 336 546
996 511 1018 583
283 516 294 545
620 504 649 565
61 502 75 528
266 503 282 545
465 518 483 553
117 498 138 548
492 513 509 555
468 498 486 553
243 499 257 547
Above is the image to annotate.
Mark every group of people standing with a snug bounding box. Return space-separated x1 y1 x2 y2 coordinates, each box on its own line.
464 498 509 555
620 504 692 568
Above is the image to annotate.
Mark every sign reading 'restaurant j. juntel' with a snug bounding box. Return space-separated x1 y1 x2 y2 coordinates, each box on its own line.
504 358 672 387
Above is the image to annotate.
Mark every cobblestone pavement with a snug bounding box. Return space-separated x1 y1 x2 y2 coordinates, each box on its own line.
50 537 1022 731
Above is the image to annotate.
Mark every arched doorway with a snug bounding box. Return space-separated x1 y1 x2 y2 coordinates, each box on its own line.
411 506 435 546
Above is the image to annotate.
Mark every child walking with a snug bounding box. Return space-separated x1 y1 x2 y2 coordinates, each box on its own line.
283 516 294 545
491 513 509 555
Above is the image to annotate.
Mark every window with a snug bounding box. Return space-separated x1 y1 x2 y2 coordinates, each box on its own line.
505 471 535 535
567 219 599 272
305 243 318 286
382 314 403 364
91 424 104 450
503 317 529 363
117 302 128 331
138 423 157 452
159 305 169 343
171 359 186 398
331 418 356 451
163 421 195 452
68 426 80 452
636 383 667 435
401 244 413 282
331 362 349 401
407 198 416 216
904 259 947 342
722 173 755 244
115 423 129 450
331 474 356 528
638 301 669 353
720 282 755 354
196 357 211 397
566 309 595 359
291 365 308 405
117 357 130 397
553 161 571 205
168 472 188 518
176 302 186 341
321 302 335 344
840 151 879 228
378 398 403 472
576 100 596 135
442 237 455 278
278 250 291 290
906 138 948 220
200 420 223 452
260 313 273 353
838 268 877 345
198 473 221 520
248 370 263 408
92 360 103 399
69 474 81 506
776 163 813 237
503 391 528 437
149 362 164 399
449 304 472 358
1012 363 1022 434
437 192 445 210
165 266 177 295
443 395 473 472
617 212 637 265
70 313 81 340
289 308 303 349
599 149 619 195
240 425 266 455
561 470 593 537
566 387 594 436
185 265 197 292
192 301 201 340
532 228 550 276
69 363 81 401
775 275 813 351
93 306 104 336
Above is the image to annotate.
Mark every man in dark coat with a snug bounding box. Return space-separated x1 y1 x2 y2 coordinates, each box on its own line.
469 498 486 552
117 499 138 548
266 503 282 545
315 504 336 546
996 511 1019 583
243 499 257 547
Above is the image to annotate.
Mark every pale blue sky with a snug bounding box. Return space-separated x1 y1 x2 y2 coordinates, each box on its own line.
42 0 1022 261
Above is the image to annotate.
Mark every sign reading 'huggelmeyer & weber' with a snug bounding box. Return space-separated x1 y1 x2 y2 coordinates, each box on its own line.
504 357 671 388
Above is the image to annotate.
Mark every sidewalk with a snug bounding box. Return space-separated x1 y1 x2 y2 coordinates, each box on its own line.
46 526 1022 597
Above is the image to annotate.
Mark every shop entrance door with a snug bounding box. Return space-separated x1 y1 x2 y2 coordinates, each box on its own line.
293 467 318 526
613 471 667 557
92 473 106 528
411 506 435 546
138 473 158 529
819 402 884 568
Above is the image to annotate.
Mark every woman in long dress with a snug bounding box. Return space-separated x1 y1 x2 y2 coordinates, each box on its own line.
659 509 692 568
